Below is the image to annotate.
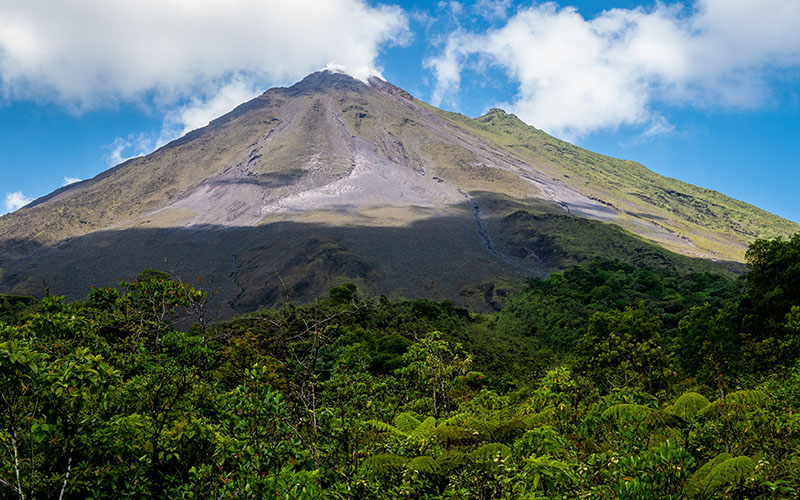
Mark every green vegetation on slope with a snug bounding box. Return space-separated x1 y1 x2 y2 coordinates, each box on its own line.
1 234 799 498
436 106 800 260
493 206 740 274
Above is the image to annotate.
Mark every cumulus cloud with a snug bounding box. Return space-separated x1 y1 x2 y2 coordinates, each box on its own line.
427 0 800 139
101 77 277 165
0 0 409 110
103 134 154 167
3 191 33 213
163 78 263 139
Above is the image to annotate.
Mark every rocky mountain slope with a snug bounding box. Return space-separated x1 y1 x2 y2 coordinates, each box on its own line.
1 71 796 316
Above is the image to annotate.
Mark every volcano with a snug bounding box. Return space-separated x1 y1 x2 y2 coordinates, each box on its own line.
1 70 796 316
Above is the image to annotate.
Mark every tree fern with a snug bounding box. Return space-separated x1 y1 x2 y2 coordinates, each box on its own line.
437 449 470 473
514 426 566 458
686 454 754 499
702 456 755 494
496 417 529 441
668 392 710 420
700 389 770 418
393 412 422 434
434 424 475 444
722 389 770 406
469 443 512 464
409 416 436 442
520 407 555 427
363 452 407 472
463 417 500 441
601 403 652 421
365 419 406 437
407 455 438 474
686 453 732 496
643 410 684 430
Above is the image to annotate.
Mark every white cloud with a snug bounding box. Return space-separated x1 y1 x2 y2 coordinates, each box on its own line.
473 0 512 21
428 0 800 139
103 134 154 167
160 77 263 142
62 177 81 186
103 77 282 164
3 191 33 213
0 0 409 110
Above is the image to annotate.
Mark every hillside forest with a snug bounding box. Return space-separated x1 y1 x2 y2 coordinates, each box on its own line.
1 234 800 499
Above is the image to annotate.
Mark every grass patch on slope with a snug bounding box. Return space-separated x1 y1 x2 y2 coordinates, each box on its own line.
495 209 740 276
431 105 799 261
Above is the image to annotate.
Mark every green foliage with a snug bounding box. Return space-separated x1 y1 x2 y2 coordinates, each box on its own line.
2 234 800 498
602 403 654 421
449 106 799 260
469 442 512 463
686 454 755 499
394 412 423 435
575 303 677 393
667 392 711 420
699 389 771 419
745 234 800 309
499 259 738 357
329 282 359 304
397 331 472 419
0 293 37 324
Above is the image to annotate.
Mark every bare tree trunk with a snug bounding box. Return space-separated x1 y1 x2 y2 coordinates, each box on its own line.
57 450 74 500
10 431 25 500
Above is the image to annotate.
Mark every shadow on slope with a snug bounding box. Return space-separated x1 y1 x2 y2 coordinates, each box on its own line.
0 207 740 320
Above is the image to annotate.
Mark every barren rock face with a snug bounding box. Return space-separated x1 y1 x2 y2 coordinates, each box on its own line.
0 71 795 316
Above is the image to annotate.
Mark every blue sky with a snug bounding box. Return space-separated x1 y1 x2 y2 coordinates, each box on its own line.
1 0 799 224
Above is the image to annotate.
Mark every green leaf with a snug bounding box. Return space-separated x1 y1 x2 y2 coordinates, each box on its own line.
363 453 406 472
686 453 732 497
469 443 512 464
365 419 405 437
393 412 422 434
434 425 474 443
409 416 435 442
701 456 755 495
407 455 438 473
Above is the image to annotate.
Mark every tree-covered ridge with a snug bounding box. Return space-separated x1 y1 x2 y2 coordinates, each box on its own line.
1 235 799 499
